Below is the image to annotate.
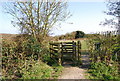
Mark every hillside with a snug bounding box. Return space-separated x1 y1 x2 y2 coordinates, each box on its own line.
53 31 86 41
0 33 18 40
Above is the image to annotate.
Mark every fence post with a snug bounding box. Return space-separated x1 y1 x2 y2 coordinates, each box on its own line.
58 42 62 65
49 42 53 59
72 41 75 61
61 42 63 64
74 41 77 61
49 42 51 58
77 41 81 64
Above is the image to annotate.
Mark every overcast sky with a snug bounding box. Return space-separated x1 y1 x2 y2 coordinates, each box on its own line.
0 0 116 36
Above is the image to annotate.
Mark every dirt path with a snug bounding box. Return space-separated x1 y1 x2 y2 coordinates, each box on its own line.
58 53 90 79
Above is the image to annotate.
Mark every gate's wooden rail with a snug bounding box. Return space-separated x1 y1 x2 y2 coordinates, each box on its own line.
49 41 81 65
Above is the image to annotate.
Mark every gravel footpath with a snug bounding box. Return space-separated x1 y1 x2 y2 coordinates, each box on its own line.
58 54 90 79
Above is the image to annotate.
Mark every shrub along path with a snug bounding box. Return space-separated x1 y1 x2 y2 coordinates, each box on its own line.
58 51 90 79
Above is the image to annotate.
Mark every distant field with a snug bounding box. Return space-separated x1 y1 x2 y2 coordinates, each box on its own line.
0 33 18 40
80 40 88 50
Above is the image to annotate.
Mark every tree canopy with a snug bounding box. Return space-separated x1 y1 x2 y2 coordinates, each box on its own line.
101 0 120 34
4 0 71 41
75 31 85 39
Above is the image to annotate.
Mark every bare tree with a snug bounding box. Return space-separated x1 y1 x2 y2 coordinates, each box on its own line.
4 0 71 41
101 0 120 34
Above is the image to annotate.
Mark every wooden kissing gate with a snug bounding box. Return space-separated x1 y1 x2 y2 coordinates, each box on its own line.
49 41 81 65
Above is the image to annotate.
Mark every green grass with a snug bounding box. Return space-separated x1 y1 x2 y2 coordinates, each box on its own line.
51 65 63 78
21 61 53 79
87 62 120 80
80 39 89 50
21 60 63 79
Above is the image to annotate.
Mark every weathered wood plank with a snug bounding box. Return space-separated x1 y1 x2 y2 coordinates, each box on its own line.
62 47 73 49
49 43 59 46
49 40 82 65
62 45 74 46
61 42 74 44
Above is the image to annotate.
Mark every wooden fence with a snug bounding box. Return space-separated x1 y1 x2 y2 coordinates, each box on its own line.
96 30 119 37
49 41 81 65
94 30 120 49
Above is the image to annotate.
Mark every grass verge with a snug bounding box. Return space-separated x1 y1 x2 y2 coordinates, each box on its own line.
87 62 120 80
21 60 63 79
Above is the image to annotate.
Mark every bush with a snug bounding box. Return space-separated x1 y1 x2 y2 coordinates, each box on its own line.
87 33 120 80
2 35 63 79
89 62 119 80
2 35 48 79
2 39 22 79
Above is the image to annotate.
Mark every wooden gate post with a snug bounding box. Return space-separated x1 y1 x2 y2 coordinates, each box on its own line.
77 41 81 64
61 42 63 64
72 41 75 60
58 42 62 65
74 42 77 61
49 42 52 59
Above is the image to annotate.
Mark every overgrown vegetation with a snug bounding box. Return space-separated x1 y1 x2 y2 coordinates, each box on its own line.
2 35 63 79
87 33 120 80
89 62 119 80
